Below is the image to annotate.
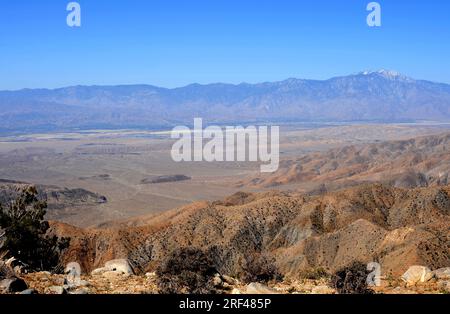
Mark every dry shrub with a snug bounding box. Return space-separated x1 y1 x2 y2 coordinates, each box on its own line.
156 247 218 294
330 261 374 294
299 267 329 280
240 252 282 284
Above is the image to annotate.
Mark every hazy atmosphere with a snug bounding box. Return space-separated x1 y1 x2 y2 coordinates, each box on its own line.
0 0 449 300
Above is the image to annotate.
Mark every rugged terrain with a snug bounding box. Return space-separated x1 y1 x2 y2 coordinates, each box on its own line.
48 183 450 281
240 132 450 193
0 180 107 223
1 130 449 294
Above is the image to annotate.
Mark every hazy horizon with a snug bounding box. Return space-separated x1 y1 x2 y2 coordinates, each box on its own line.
2 69 450 92
1 0 450 90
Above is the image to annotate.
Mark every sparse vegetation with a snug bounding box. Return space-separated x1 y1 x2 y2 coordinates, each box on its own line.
156 247 218 294
330 261 374 294
299 267 329 280
0 187 70 272
240 252 282 284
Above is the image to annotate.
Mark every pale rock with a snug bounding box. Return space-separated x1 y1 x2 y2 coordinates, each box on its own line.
222 282 233 290
245 283 280 294
231 288 242 294
13 266 23 275
213 274 223 287
48 286 67 295
79 280 91 287
70 287 90 294
311 285 335 294
104 259 134 275
222 275 238 286
438 281 450 293
433 268 450 280
401 266 433 285
0 277 28 293
91 267 107 276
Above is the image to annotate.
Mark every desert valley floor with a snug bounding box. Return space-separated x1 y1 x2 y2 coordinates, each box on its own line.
0 123 448 227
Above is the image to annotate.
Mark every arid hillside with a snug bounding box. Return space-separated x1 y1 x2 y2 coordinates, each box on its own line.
240 132 450 192
52 183 450 279
0 180 107 224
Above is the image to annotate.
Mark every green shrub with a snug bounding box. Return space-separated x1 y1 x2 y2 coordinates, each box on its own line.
0 187 70 272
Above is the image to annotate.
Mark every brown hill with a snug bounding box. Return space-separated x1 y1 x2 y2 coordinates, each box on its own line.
239 132 450 192
51 183 450 278
0 181 107 223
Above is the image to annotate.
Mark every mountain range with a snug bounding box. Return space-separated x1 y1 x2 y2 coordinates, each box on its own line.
1 70 450 133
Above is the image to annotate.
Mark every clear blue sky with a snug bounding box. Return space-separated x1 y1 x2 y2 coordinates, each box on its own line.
1 0 449 90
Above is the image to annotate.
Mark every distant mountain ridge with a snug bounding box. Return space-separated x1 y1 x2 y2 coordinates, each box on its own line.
1 70 450 133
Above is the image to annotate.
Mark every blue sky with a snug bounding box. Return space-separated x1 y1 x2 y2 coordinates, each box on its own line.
0 0 449 90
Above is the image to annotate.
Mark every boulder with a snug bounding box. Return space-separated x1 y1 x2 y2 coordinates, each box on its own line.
48 286 67 295
245 283 280 294
213 274 223 287
104 259 134 275
0 277 28 293
222 275 239 286
401 266 433 285
91 267 107 276
231 288 242 294
222 282 233 290
69 287 91 295
433 268 450 280
20 289 38 295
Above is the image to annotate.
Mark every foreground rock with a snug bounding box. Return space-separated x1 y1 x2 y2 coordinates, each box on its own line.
48 286 67 294
4 271 448 294
0 277 28 293
433 268 450 280
105 259 134 275
438 281 450 293
91 259 134 277
311 285 335 294
245 283 281 294
401 266 434 285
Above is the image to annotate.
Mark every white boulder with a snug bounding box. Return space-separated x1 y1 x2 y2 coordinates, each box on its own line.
104 259 134 275
401 266 433 285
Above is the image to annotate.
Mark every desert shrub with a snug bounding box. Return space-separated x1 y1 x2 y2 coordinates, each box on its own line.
330 261 374 294
299 267 329 280
156 247 218 294
204 245 237 277
0 187 70 272
240 252 282 284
